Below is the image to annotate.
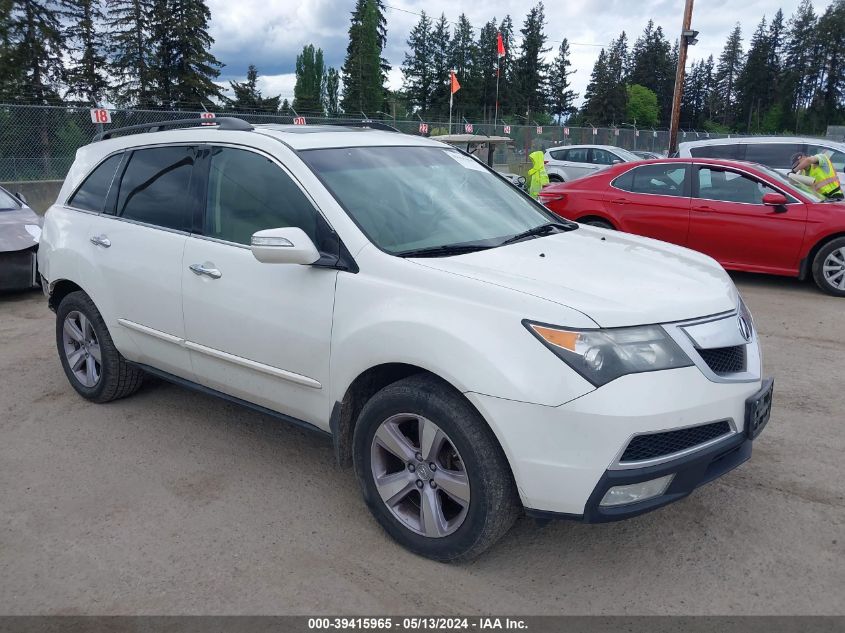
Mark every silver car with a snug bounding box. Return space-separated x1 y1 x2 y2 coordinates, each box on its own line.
543 145 640 182
0 186 42 291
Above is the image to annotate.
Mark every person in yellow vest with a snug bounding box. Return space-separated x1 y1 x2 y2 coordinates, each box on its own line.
527 150 550 198
790 152 843 200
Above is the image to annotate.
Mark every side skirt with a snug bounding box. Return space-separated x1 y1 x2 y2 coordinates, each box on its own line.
129 362 332 439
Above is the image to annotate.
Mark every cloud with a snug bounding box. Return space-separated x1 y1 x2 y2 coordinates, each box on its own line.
208 0 805 107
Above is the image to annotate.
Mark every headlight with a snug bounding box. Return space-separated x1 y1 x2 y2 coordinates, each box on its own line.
524 321 693 387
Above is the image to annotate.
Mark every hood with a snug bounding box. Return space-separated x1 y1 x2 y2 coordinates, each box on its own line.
0 206 43 252
529 151 544 171
413 227 738 328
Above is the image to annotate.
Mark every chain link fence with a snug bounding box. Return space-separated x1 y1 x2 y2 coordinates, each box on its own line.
0 103 765 183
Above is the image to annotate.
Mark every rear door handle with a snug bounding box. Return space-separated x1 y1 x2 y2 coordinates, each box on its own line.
189 263 222 279
90 235 111 248
611 197 628 205
693 205 714 213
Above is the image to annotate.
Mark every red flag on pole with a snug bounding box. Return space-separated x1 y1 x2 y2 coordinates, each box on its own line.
450 70 461 94
497 32 506 58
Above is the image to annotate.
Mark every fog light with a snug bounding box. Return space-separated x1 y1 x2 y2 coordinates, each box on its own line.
599 474 675 507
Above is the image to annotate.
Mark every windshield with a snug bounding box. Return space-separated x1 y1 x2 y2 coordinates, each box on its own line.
614 148 642 162
752 163 826 202
0 188 21 210
301 145 560 254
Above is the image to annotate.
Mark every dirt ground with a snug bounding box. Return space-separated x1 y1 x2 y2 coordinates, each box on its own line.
1 273 843 615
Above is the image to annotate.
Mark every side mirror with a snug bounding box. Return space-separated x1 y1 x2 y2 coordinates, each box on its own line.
762 192 788 207
250 227 320 265
15 192 27 204
612 159 623 165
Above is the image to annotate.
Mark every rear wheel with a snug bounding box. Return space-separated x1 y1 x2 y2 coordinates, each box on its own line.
548 174 564 183
353 374 520 562
812 237 845 296
56 291 144 402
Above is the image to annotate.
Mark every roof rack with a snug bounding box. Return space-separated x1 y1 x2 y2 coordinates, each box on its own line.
93 117 254 141
329 120 401 133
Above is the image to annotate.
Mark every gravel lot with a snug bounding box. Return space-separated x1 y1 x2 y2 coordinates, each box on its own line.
1 273 843 615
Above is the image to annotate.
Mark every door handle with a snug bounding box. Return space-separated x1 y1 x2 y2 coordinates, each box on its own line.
90 235 111 248
693 205 714 213
189 263 222 279
611 197 628 205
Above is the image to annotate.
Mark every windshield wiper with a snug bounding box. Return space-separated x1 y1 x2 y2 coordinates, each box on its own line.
498 221 572 246
396 243 494 258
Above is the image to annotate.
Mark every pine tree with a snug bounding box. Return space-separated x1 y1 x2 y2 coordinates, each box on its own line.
429 13 451 118
64 0 109 104
341 0 387 115
629 21 674 126
737 18 771 131
450 14 479 120
813 1 845 127
514 2 550 119
714 23 744 127
497 15 516 116
324 67 340 116
402 11 433 114
580 49 611 125
0 0 20 100
782 0 817 130
149 0 224 107
106 0 154 107
605 32 628 123
228 65 280 112
5 0 65 103
548 38 577 122
293 44 326 115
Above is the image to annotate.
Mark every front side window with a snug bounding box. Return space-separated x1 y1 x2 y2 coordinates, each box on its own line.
116 146 194 231
204 147 318 245
68 154 122 212
301 146 555 255
697 168 778 204
591 149 616 165
808 145 845 172
614 164 688 197
744 143 803 170
690 144 744 160
564 148 589 163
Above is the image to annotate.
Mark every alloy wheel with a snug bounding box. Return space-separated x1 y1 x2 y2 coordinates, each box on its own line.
823 247 845 290
62 310 102 388
370 414 470 538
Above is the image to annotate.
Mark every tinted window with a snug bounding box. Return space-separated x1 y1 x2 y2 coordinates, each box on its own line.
697 168 778 204
204 147 318 245
68 154 122 212
808 145 845 172
591 149 617 165
744 143 803 170
116 147 194 231
550 149 567 160
615 164 687 197
689 144 744 160
564 148 589 163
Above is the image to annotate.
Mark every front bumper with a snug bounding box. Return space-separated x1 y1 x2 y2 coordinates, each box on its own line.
467 366 769 517
0 247 39 291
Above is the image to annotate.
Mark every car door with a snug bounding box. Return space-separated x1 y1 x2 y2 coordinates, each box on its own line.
84 145 197 378
590 148 623 173
687 165 808 273
560 147 593 181
604 162 692 245
181 145 337 427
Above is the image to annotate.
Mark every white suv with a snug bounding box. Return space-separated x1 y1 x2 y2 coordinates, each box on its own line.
39 118 773 561
543 145 640 182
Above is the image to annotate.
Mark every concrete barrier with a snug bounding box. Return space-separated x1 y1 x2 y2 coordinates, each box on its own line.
0 180 64 215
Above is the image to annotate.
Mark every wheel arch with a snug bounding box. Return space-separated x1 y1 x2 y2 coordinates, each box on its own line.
799 231 845 280
48 278 86 312
578 214 616 229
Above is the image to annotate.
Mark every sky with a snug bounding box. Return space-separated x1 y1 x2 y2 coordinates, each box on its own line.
207 0 805 110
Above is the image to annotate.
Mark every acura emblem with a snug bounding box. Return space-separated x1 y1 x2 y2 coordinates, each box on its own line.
738 316 752 342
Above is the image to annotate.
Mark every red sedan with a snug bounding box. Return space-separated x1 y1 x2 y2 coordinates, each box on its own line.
538 158 845 296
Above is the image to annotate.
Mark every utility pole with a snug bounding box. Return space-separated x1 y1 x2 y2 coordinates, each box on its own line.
668 0 697 156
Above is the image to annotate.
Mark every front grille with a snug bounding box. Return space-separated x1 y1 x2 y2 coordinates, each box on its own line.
620 420 732 463
698 345 747 374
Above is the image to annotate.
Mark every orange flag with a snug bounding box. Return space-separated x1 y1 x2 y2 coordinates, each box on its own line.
450 71 461 95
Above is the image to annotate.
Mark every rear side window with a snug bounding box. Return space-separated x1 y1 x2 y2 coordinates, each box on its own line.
116 146 195 231
68 154 122 212
808 145 845 172
744 143 803 170
689 144 744 160
204 147 318 245
614 164 688 197
564 148 589 163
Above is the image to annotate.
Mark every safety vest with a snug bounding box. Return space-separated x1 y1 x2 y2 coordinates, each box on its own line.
805 154 841 197
527 151 549 198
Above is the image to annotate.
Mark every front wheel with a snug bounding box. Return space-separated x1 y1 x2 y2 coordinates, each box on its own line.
812 237 845 296
582 218 615 230
353 375 520 562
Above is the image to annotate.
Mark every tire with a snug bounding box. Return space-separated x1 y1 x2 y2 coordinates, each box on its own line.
812 237 845 296
56 291 144 402
352 374 520 562
548 174 564 183
582 218 614 230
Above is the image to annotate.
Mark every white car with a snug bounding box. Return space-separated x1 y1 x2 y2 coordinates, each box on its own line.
678 136 845 181
39 118 773 561
543 145 640 182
